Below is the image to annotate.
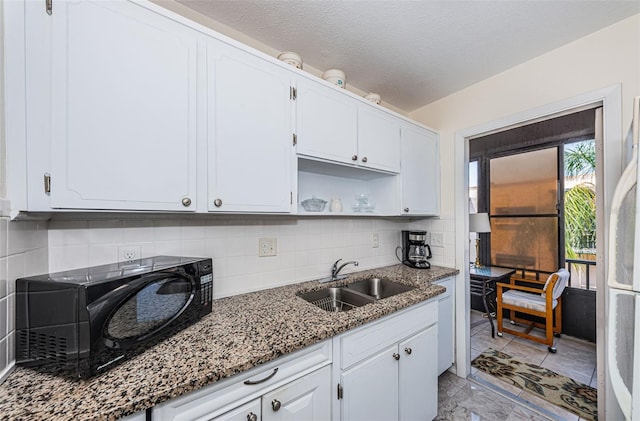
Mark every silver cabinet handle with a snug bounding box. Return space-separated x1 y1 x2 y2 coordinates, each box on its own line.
352 155 358 161
247 413 258 421
405 347 412 355
181 197 191 207
243 367 278 385
214 198 223 207
272 399 282 411
404 208 410 213
393 353 400 361
362 157 368 163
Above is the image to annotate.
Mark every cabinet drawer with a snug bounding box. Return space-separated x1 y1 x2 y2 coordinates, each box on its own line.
339 300 437 369
153 340 331 421
210 399 260 421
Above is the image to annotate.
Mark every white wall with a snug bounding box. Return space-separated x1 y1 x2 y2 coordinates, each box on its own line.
408 14 639 417
47 215 454 299
410 14 640 219
150 0 410 116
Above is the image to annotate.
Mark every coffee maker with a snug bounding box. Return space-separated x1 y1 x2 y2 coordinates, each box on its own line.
400 230 432 269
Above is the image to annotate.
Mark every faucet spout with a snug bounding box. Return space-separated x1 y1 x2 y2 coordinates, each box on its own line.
330 259 359 281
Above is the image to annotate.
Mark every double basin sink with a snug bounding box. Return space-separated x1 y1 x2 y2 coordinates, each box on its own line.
298 278 416 312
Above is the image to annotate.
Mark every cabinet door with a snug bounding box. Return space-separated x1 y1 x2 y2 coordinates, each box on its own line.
208 44 293 212
400 124 440 215
357 105 400 173
211 399 261 421
341 346 398 421
435 277 454 375
398 325 438 421
50 0 198 211
296 78 358 165
262 365 331 421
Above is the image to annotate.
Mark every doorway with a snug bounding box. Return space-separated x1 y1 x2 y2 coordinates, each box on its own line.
454 85 622 420
470 119 598 342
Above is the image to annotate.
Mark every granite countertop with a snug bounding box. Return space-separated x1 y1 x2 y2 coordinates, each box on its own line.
0 264 458 420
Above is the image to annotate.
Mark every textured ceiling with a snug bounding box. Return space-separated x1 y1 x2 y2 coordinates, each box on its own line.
176 0 640 112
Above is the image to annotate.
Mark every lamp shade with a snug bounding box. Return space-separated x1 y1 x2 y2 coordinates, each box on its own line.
469 213 491 233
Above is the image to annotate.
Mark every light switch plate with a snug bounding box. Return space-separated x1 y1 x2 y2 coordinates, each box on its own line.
372 233 379 248
431 232 444 247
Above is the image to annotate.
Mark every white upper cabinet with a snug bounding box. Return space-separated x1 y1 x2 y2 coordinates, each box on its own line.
295 78 358 166
295 78 401 174
8 0 441 217
400 123 440 216
207 43 293 213
49 0 199 211
357 105 401 173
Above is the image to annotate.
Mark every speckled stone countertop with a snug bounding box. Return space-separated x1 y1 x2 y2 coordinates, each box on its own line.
0 264 458 420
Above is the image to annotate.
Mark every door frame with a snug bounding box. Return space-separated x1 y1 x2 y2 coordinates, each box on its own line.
453 85 622 419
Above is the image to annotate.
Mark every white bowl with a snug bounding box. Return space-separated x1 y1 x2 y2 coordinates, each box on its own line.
277 51 303 69
322 69 346 88
364 93 381 105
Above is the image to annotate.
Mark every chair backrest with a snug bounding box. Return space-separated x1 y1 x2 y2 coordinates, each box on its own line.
542 268 570 300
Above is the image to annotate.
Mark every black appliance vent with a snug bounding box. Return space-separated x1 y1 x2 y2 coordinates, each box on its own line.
18 330 68 365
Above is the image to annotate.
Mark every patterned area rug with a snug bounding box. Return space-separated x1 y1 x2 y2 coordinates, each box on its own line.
472 348 597 420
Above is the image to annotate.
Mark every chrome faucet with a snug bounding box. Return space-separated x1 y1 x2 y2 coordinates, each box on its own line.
329 259 359 281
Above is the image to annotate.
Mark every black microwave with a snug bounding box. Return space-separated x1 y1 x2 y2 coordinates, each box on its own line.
15 256 213 379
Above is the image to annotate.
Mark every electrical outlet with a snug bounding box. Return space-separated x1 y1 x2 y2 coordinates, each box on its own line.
372 233 379 248
118 245 141 262
258 238 277 257
431 232 444 247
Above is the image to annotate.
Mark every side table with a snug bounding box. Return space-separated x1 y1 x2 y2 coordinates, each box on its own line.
470 266 515 338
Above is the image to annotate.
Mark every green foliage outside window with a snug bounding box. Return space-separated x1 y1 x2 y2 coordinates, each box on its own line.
564 141 596 259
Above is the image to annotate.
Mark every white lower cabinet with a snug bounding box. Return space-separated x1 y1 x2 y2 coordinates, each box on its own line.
152 341 331 421
151 299 442 421
211 399 261 421
398 326 438 421
334 300 439 421
211 365 331 421
261 365 332 420
433 277 455 375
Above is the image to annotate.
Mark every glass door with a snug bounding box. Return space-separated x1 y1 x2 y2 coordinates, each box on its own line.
489 147 560 272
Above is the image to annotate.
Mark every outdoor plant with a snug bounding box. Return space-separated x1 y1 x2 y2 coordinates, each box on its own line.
564 141 596 259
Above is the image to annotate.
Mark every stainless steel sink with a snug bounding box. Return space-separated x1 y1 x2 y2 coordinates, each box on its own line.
298 287 375 312
345 278 416 299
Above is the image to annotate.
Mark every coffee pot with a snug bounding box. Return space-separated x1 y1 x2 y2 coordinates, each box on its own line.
397 230 432 269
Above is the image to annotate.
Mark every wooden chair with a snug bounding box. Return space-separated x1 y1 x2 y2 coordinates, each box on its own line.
496 268 570 353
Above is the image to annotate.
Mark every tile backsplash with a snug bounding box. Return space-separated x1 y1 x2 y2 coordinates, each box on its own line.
0 212 455 382
0 214 49 383
48 215 455 298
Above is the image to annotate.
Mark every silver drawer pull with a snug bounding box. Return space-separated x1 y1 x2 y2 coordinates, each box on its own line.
247 412 258 421
243 367 279 385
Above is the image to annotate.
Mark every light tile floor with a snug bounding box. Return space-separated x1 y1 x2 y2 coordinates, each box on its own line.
446 309 598 421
